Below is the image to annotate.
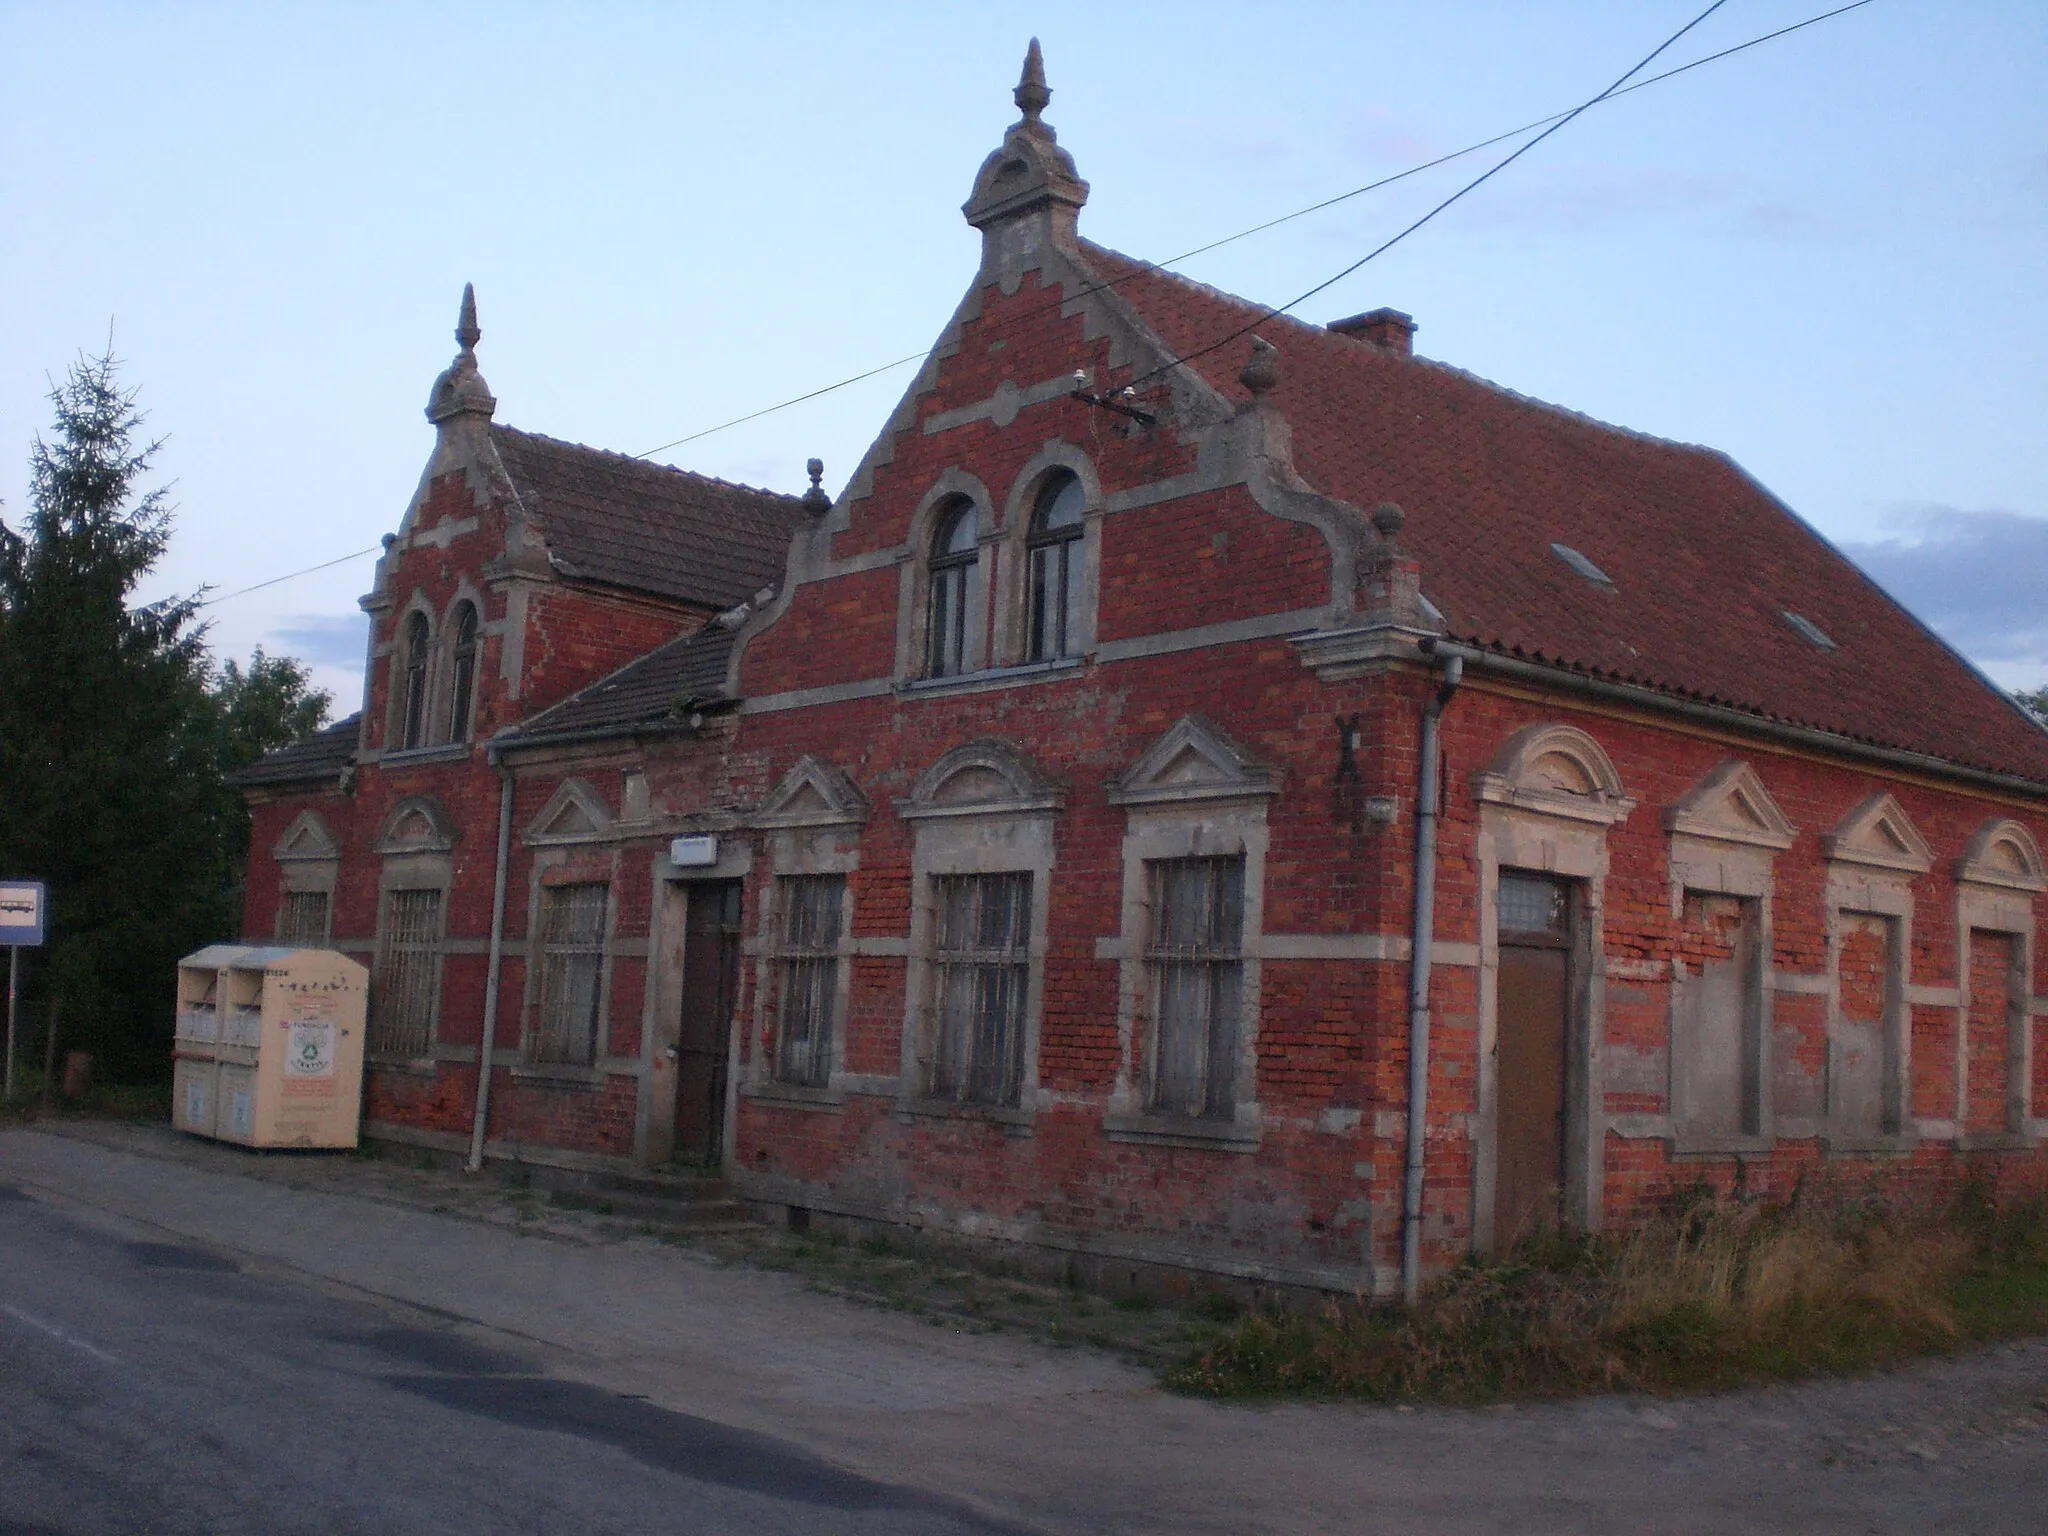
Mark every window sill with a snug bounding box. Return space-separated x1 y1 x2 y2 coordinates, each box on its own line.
1102 1111 1260 1152
379 742 474 767
509 1063 604 1089
365 1055 439 1078
1953 1130 2034 1153
894 1097 1033 1134
743 1080 846 1111
1819 1130 1919 1157
899 657 1085 701
1669 1132 1777 1158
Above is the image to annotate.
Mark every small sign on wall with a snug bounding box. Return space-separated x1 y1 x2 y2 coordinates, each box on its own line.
0 882 45 947
670 835 718 869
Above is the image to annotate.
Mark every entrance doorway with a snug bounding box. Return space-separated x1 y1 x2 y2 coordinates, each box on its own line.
1494 871 1574 1247
673 880 742 1165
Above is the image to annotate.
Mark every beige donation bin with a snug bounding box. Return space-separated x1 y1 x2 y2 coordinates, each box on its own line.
172 944 368 1148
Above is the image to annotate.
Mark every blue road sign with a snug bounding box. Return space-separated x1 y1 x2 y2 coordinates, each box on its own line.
0 882 45 947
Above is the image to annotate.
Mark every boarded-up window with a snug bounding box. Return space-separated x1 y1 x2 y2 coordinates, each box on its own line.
1966 931 2020 1137
1672 892 1762 1139
775 875 843 1088
278 890 331 947
372 888 440 1057
928 872 1030 1106
1148 856 1245 1121
532 883 607 1067
1835 912 1895 1135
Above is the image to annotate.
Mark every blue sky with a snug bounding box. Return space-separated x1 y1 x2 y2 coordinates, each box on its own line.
2 1 2043 711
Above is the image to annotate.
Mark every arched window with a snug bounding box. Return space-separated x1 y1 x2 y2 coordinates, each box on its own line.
399 612 430 750
927 499 979 678
447 602 479 741
1025 472 1085 662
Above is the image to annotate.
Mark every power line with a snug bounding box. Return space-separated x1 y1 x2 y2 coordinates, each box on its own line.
634 0 1876 460
199 546 379 607
1126 0 1738 389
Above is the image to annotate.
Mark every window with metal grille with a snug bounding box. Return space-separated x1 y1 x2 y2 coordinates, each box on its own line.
1146 856 1245 1120
927 872 1031 1106
927 500 978 678
1026 472 1085 662
447 602 479 740
774 875 843 1087
399 612 430 750
532 882 608 1067
372 888 441 1057
278 890 330 947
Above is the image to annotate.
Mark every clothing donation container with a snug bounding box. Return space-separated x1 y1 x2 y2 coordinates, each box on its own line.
172 945 368 1148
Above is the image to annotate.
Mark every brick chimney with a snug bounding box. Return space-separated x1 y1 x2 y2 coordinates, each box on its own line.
1327 307 1416 357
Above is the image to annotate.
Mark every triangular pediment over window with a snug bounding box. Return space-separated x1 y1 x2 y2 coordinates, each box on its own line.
1107 716 1278 808
901 740 1063 820
377 796 456 854
753 756 871 829
525 780 613 846
274 810 339 863
1955 817 2047 893
1822 792 1932 875
1664 760 1796 850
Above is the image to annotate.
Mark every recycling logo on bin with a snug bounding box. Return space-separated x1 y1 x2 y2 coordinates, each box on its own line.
284 1018 335 1077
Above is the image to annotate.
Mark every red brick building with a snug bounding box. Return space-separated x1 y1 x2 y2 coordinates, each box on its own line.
240 47 2048 1297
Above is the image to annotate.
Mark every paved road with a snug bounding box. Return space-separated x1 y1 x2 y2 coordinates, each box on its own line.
0 1182 1012 1535
5 1127 2048 1535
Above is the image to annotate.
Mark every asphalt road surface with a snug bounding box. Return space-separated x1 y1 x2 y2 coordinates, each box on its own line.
0 1181 1010 1536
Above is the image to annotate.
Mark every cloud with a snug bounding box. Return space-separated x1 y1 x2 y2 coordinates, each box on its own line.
1840 505 2048 690
269 613 369 671
1346 104 1441 166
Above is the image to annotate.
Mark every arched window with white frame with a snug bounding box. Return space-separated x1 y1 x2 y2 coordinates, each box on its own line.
927 498 979 678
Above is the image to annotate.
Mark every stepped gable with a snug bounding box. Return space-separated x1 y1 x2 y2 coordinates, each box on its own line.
491 425 805 611
230 713 361 788
1078 241 2048 785
509 623 738 746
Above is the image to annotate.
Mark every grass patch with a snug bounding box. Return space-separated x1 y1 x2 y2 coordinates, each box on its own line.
1168 1184 2048 1403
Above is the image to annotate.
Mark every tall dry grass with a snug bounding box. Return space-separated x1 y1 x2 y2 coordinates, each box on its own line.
1168 1183 2048 1402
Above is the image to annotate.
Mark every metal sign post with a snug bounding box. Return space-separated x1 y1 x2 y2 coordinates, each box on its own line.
1 881 47 1105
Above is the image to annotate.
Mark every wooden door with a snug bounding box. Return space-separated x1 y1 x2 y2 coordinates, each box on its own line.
1495 873 1573 1248
673 881 742 1164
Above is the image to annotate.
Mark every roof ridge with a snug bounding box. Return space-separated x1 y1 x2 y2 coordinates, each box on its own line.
1076 238 1728 462
491 422 804 504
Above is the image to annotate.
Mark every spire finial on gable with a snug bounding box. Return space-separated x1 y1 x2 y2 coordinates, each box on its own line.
1015 38 1050 124
455 281 480 354
802 457 831 517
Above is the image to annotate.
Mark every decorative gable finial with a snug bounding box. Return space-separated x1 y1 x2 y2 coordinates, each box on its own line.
802 457 831 517
1239 336 1279 397
1015 38 1050 124
1370 501 1405 550
455 282 480 355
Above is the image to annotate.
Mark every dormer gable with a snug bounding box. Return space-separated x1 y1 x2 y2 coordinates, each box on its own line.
1664 760 1796 850
1107 716 1279 807
1822 792 1933 875
525 780 613 847
753 756 871 830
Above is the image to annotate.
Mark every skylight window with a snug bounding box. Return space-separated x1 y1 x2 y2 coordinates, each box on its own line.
1550 542 1613 588
1782 611 1837 651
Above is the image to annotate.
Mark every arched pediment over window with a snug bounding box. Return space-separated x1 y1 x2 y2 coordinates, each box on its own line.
1664 760 1796 850
524 780 613 846
1475 723 1634 826
1107 715 1280 808
1955 817 2047 892
1822 792 1932 875
377 795 457 854
899 740 1062 821
753 755 871 830
274 809 339 863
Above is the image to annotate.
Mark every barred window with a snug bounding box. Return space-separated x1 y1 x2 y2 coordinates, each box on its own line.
532 882 608 1067
1147 856 1245 1120
278 890 331 947
775 875 844 1087
928 872 1031 1107
372 888 441 1057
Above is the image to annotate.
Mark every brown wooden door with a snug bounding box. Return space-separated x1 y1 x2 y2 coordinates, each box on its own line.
1495 873 1572 1248
673 881 742 1164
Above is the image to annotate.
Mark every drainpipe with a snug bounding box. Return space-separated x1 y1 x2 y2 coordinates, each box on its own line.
466 747 516 1173
1400 651 1462 1306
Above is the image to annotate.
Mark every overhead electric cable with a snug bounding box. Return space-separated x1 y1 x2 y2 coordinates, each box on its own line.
199 546 379 606
1124 0 1737 388
633 0 1874 460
